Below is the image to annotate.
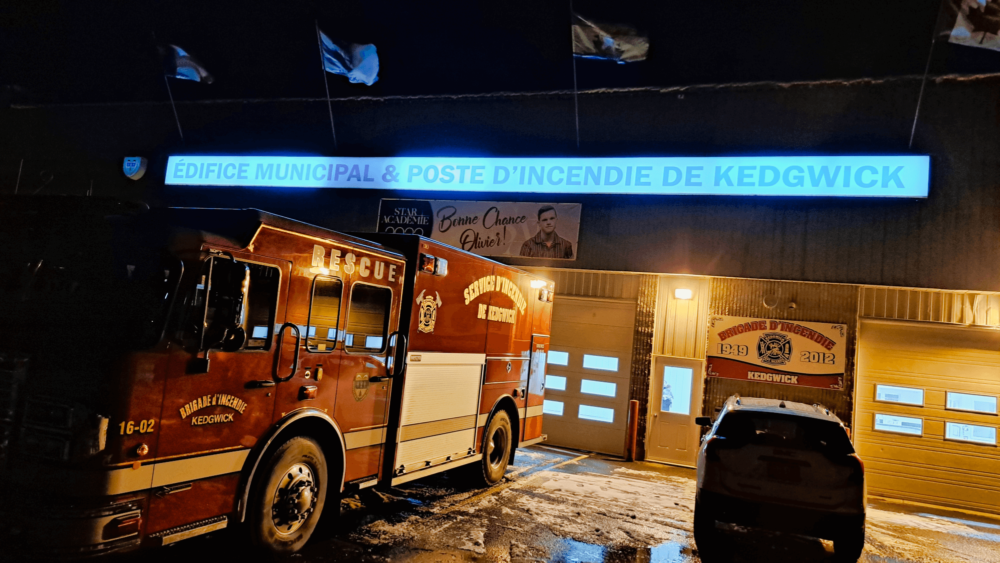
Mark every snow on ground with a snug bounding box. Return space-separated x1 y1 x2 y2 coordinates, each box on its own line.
339 451 1000 563
863 508 1000 563
516 470 695 547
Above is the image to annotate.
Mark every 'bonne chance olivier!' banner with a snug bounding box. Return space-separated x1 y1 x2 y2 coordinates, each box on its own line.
377 199 582 261
707 315 847 390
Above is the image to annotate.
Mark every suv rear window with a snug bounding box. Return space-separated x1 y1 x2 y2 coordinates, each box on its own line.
716 411 855 455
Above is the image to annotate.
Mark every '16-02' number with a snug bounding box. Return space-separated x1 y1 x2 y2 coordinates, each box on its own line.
119 419 156 435
800 351 836 364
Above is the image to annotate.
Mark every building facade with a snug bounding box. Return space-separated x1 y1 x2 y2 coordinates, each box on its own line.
3 74 999 515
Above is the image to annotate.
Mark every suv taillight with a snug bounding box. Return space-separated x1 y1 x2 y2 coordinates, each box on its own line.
847 453 865 485
704 436 726 461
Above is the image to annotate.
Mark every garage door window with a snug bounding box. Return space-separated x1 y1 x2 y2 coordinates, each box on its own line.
579 404 615 423
946 392 998 415
582 354 618 371
874 413 923 436
546 375 567 391
945 422 997 446
581 379 616 397
548 350 569 366
543 400 564 416
875 384 924 406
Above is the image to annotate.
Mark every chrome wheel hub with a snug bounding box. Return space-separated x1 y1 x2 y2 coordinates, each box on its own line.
488 426 508 469
271 463 318 535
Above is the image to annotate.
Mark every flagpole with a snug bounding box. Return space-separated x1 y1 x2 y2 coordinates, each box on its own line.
570 0 581 150
163 75 185 142
315 20 339 150
909 4 946 149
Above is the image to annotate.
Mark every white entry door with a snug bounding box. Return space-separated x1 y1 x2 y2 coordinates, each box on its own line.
646 356 704 467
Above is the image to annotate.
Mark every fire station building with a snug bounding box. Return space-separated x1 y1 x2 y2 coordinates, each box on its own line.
3 73 1000 516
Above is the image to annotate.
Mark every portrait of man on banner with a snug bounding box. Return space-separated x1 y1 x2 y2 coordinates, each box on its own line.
519 205 574 260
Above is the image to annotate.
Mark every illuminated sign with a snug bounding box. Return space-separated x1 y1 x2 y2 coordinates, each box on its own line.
165 155 930 198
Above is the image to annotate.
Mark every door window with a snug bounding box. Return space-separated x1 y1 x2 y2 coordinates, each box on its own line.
579 404 615 423
874 413 923 436
582 354 618 371
875 385 924 406
307 277 343 352
548 350 569 366
945 422 997 445
546 375 567 391
241 263 280 349
661 366 693 415
345 283 391 354
581 379 617 397
543 400 564 415
188 258 280 351
946 392 998 415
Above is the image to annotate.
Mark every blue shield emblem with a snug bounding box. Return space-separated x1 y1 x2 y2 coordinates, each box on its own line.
123 157 147 180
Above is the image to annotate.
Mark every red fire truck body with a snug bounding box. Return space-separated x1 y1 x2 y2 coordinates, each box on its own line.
0 203 552 557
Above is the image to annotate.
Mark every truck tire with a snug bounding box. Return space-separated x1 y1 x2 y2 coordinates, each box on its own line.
693 498 723 562
832 518 866 563
474 410 513 486
248 436 328 556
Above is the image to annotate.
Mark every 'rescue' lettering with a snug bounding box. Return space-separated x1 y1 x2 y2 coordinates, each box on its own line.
462 275 527 315
179 394 248 419
747 371 799 384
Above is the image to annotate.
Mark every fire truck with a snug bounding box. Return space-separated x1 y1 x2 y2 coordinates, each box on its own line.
0 197 553 557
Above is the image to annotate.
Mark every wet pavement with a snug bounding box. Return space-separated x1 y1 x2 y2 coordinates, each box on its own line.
134 445 1000 562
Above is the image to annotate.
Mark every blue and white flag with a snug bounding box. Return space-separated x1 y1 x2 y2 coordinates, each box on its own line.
318 29 379 86
163 45 214 83
571 13 648 64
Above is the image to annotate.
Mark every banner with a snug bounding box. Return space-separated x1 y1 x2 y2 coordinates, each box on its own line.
706 316 847 390
377 199 581 261
164 155 930 198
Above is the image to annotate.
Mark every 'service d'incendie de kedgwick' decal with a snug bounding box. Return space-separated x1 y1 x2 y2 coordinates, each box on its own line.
465 275 526 324
416 290 442 333
179 394 248 426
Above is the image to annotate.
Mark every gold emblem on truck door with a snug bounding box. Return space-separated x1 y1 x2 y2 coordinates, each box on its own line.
416 290 443 333
354 373 370 401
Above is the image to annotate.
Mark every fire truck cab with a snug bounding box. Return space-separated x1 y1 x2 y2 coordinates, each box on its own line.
0 199 552 557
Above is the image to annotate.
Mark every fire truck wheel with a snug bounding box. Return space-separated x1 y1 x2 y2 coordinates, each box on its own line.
249 436 328 555
476 410 513 486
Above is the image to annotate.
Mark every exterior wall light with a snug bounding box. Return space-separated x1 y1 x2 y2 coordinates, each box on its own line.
674 288 693 300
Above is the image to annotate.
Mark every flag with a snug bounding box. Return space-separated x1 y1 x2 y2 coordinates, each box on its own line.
318 29 379 86
572 13 648 64
947 0 1000 51
163 45 214 83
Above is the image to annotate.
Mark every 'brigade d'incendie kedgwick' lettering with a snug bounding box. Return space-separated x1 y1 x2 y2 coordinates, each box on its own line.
706 316 847 390
179 394 248 426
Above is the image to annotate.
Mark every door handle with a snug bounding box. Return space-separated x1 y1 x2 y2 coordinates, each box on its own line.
246 380 276 389
274 322 301 382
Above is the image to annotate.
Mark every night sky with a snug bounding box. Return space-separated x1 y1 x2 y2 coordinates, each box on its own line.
1 1 997 105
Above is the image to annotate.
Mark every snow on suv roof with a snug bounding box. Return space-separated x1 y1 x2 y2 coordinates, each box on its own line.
727 396 843 424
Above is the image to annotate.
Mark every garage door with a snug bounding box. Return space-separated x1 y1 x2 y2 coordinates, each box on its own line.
856 320 1000 515
542 296 635 456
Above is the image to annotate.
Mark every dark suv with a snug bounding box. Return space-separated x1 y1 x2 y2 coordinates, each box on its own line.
694 395 866 562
